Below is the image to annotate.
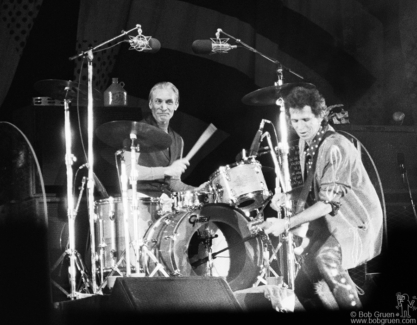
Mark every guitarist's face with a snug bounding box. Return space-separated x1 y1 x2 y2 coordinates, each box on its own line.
289 105 324 144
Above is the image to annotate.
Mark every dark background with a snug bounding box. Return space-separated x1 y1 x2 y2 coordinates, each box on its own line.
1 0 417 323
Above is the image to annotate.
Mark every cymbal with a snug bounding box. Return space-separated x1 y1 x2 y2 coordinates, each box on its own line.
95 120 172 152
242 82 316 106
34 79 102 104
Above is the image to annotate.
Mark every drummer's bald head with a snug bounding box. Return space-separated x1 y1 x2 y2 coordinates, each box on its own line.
149 82 180 104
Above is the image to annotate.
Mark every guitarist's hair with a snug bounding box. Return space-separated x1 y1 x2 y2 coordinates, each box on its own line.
283 86 326 118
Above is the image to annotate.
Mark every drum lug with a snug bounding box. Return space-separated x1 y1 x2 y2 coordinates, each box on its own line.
214 183 223 201
225 172 231 181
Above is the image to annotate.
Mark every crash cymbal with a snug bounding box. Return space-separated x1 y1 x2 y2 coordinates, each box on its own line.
34 79 102 104
95 120 172 152
242 82 316 106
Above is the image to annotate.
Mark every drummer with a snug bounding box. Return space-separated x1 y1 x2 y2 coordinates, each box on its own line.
125 81 208 199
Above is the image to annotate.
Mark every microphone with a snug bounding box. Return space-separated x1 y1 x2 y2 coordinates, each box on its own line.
248 120 266 157
397 152 406 183
128 35 161 53
191 39 237 54
78 163 109 197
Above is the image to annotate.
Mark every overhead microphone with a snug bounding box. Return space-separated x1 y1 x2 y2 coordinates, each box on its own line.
248 120 266 157
128 34 161 53
191 39 237 55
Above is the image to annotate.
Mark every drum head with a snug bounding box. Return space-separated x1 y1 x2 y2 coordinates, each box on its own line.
146 203 263 291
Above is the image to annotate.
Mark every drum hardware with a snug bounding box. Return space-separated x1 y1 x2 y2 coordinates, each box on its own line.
172 190 213 211
195 229 218 276
69 25 154 293
95 120 172 152
143 204 263 291
247 216 282 287
49 176 93 298
241 82 316 106
209 160 270 212
129 134 142 276
189 224 261 273
116 141 170 279
34 79 98 299
34 79 102 107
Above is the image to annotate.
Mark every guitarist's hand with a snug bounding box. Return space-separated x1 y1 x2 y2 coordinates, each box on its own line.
270 191 291 211
260 218 287 237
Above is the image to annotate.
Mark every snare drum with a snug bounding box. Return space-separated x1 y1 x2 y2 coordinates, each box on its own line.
94 196 161 272
142 203 263 291
209 159 270 212
172 190 214 211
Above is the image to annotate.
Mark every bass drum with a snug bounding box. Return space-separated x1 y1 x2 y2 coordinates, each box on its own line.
142 203 263 291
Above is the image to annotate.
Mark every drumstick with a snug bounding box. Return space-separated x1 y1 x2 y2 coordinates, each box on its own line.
184 123 217 161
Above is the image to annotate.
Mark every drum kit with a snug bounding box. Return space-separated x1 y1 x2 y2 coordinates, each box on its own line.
90 117 275 293
35 77 311 300
35 25 311 301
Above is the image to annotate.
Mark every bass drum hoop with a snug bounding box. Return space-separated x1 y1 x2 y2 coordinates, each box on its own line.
144 203 263 291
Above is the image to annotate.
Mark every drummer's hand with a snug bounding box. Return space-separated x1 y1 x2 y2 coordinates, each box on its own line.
164 159 190 178
260 218 287 237
270 191 287 211
194 181 210 192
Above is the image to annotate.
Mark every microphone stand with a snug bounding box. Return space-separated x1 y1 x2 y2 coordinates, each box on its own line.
217 28 300 290
216 28 304 80
69 24 142 294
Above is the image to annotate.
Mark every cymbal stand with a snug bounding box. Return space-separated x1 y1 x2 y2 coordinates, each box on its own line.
131 145 169 278
254 240 281 286
61 95 92 299
129 134 145 276
276 94 297 290
50 176 92 296
119 151 132 276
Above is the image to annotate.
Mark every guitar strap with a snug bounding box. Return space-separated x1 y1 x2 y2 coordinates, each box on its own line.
294 130 335 214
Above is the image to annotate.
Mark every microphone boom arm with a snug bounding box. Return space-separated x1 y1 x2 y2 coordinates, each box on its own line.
216 28 303 80
69 24 142 61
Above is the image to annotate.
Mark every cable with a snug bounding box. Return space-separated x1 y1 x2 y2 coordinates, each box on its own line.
0 122 48 223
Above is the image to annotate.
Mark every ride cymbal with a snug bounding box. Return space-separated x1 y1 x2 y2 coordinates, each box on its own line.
242 82 316 106
95 120 172 152
34 79 102 104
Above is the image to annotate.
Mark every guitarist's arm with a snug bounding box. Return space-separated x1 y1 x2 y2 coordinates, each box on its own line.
262 201 333 237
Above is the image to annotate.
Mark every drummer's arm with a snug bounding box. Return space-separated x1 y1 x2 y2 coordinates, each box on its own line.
124 150 165 180
165 138 197 191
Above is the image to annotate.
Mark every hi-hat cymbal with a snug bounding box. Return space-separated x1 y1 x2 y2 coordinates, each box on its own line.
242 82 316 106
34 79 102 104
95 120 172 152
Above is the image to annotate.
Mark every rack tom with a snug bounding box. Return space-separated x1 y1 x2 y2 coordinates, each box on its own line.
209 159 270 212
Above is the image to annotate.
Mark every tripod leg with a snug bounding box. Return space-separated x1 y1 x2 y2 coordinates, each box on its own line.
74 251 93 293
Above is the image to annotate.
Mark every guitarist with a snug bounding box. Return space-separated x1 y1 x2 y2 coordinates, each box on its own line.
261 85 383 310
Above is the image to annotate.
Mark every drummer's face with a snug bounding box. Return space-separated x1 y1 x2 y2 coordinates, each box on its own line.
149 88 178 125
289 105 323 144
